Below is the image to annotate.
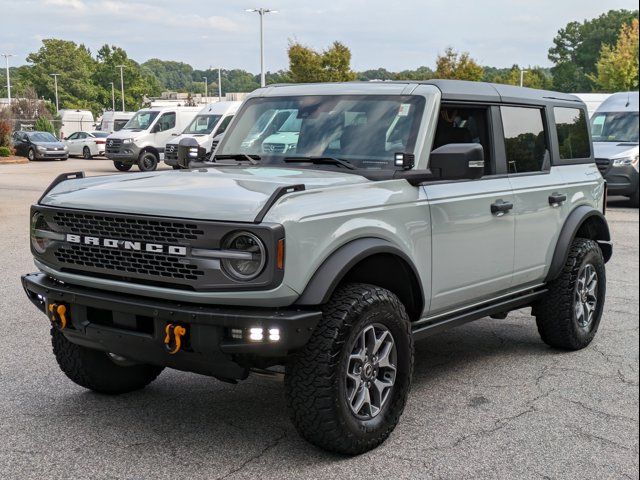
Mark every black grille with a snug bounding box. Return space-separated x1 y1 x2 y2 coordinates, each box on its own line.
262 143 286 153
211 140 219 152
165 143 178 160
595 158 610 174
53 211 204 244
106 138 123 153
55 244 204 281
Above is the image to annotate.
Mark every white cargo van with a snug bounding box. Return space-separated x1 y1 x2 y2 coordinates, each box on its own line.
59 109 95 140
163 101 240 169
105 106 201 171
98 111 135 133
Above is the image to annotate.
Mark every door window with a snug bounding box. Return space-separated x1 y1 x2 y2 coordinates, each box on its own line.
156 113 176 132
66 132 79 140
554 107 590 159
501 107 549 174
215 115 234 135
432 106 494 175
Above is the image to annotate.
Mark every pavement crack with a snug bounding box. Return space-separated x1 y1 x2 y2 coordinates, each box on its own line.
565 425 632 451
559 397 636 423
214 431 287 480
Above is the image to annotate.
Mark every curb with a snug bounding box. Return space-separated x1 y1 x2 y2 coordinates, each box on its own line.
0 157 29 165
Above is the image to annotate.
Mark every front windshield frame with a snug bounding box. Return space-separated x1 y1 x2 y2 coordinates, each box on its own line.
217 94 426 171
182 114 223 135
28 132 58 142
591 111 639 143
123 111 160 131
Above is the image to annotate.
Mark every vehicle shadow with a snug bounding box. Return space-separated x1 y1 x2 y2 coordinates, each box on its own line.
31 315 551 465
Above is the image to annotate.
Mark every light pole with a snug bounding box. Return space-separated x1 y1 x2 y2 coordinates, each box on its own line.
203 76 208 98
49 73 60 113
109 82 115 111
2 53 14 102
246 8 277 87
218 67 222 101
519 68 528 87
116 64 125 111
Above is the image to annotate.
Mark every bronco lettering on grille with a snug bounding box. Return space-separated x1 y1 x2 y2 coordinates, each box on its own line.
65 233 187 256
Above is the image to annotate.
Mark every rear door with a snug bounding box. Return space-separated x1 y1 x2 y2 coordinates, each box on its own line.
500 105 568 287
423 104 516 314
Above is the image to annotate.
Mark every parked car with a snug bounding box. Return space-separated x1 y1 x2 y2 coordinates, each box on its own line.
164 101 240 169
63 131 109 159
97 111 135 134
105 106 201 172
23 80 611 455
58 109 95 140
12 130 68 161
591 92 639 206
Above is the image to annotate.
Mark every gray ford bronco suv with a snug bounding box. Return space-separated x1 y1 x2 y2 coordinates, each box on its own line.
23 80 612 455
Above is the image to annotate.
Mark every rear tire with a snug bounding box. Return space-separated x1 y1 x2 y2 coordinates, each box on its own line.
114 161 132 172
82 146 92 159
285 283 413 455
534 238 606 350
138 151 159 172
51 328 163 394
27 148 36 161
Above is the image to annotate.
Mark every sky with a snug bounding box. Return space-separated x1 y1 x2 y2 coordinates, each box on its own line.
0 0 638 73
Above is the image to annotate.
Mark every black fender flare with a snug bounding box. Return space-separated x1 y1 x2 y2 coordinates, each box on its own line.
295 237 424 309
546 205 612 282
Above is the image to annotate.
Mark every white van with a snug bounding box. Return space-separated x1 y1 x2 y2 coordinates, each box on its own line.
59 109 95 140
592 92 639 206
164 101 240 169
105 106 201 171
573 93 612 118
98 111 135 134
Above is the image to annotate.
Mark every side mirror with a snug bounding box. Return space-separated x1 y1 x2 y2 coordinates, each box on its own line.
429 143 485 181
177 137 206 168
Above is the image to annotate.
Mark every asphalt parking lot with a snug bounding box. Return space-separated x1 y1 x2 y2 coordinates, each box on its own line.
0 158 638 479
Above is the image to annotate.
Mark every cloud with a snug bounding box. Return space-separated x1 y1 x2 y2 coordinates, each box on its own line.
43 0 86 10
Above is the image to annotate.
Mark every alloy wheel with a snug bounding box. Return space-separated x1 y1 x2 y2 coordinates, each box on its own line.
575 263 598 330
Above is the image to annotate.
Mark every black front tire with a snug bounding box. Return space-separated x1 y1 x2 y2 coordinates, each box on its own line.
138 151 159 171
114 161 132 172
285 283 413 455
172 165 182 170
27 148 36 161
629 189 639 208
534 238 606 350
51 328 163 394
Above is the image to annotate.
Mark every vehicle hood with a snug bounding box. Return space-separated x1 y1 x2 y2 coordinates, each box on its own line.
33 141 66 149
107 129 148 141
593 142 639 160
263 132 299 145
166 134 210 147
41 166 369 222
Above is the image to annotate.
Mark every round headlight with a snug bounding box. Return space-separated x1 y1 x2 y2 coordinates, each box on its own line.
31 212 52 253
221 231 266 281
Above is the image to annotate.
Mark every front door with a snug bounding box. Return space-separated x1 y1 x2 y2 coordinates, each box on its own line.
152 112 177 152
423 105 515 314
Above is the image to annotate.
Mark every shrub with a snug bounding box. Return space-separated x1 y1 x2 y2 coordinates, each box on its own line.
0 120 11 148
34 116 55 135
0 146 11 157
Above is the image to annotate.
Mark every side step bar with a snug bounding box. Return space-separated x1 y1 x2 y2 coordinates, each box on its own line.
412 289 547 340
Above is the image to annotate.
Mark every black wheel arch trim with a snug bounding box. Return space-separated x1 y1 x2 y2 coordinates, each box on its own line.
295 237 425 313
546 205 612 282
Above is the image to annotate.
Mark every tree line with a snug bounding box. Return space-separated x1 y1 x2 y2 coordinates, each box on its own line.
3 8 637 117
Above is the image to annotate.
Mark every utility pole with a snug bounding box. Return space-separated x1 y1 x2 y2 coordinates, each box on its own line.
109 82 115 111
49 73 60 113
218 67 222 101
203 76 208 98
116 64 125 111
519 68 528 87
2 53 14 102
246 8 277 87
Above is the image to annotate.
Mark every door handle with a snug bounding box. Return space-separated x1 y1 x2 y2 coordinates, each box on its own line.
548 193 567 207
491 199 514 216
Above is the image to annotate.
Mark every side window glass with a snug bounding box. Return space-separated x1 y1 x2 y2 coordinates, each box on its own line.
157 113 176 132
215 115 233 135
67 133 78 140
554 107 590 159
501 106 548 174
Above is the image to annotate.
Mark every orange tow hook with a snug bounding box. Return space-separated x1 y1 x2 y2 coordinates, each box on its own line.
48 303 68 329
163 324 187 355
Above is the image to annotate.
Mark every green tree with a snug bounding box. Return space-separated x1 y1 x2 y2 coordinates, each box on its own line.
435 47 484 81
590 19 639 91
142 59 195 91
484 64 553 89
548 9 639 91
34 116 55 134
288 41 356 83
22 39 100 112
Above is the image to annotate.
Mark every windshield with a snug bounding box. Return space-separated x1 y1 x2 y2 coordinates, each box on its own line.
123 111 159 131
219 95 425 170
28 132 57 142
591 112 639 143
183 114 222 135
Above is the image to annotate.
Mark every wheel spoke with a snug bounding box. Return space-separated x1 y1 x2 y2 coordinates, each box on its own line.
372 330 389 356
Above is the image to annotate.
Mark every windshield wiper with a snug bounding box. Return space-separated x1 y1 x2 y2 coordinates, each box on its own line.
284 156 356 170
213 153 262 165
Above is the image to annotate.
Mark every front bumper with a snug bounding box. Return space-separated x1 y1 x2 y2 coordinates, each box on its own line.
603 165 639 196
105 144 141 163
22 273 321 379
36 151 68 160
